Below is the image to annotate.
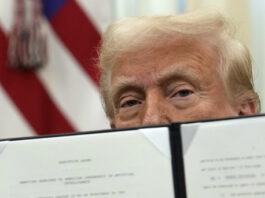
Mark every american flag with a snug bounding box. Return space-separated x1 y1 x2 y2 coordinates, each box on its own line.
0 0 111 138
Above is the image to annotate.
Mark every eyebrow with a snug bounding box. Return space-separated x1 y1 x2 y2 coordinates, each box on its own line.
156 64 202 89
110 76 144 105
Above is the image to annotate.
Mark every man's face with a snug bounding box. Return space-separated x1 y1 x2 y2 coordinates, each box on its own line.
110 40 239 128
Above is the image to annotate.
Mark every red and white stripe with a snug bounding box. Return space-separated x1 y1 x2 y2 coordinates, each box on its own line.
0 0 112 138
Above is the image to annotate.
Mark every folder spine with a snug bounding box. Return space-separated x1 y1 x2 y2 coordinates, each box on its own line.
170 124 187 198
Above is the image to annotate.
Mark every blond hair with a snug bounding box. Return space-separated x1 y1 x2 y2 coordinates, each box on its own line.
98 11 260 120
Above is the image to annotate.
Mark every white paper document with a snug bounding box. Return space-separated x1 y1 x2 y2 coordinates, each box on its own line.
181 116 265 198
0 127 174 198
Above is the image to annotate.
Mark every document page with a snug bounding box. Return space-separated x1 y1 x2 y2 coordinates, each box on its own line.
0 127 174 198
181 116 265 198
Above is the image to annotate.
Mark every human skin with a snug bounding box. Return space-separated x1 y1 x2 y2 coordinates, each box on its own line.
109 40 256 128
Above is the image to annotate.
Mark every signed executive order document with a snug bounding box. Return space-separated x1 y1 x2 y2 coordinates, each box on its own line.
181 116 265 198
0 127 175 198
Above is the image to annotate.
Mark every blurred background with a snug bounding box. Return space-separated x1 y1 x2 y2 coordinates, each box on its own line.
0 0 264 138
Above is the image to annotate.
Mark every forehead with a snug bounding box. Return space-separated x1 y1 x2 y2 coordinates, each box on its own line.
111 39 218 87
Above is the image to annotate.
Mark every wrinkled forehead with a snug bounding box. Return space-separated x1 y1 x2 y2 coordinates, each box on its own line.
112 38 220 82
116 37 218 65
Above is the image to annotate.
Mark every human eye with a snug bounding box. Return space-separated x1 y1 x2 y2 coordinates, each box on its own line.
119 93 143 109
171 89 193 98
116 94 143 121
120 99 142 108
166 83 197 107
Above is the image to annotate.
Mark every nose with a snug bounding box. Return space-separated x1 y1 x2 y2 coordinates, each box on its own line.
141 89 169 126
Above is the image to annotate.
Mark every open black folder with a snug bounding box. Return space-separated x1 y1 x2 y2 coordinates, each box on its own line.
1 115 265 198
